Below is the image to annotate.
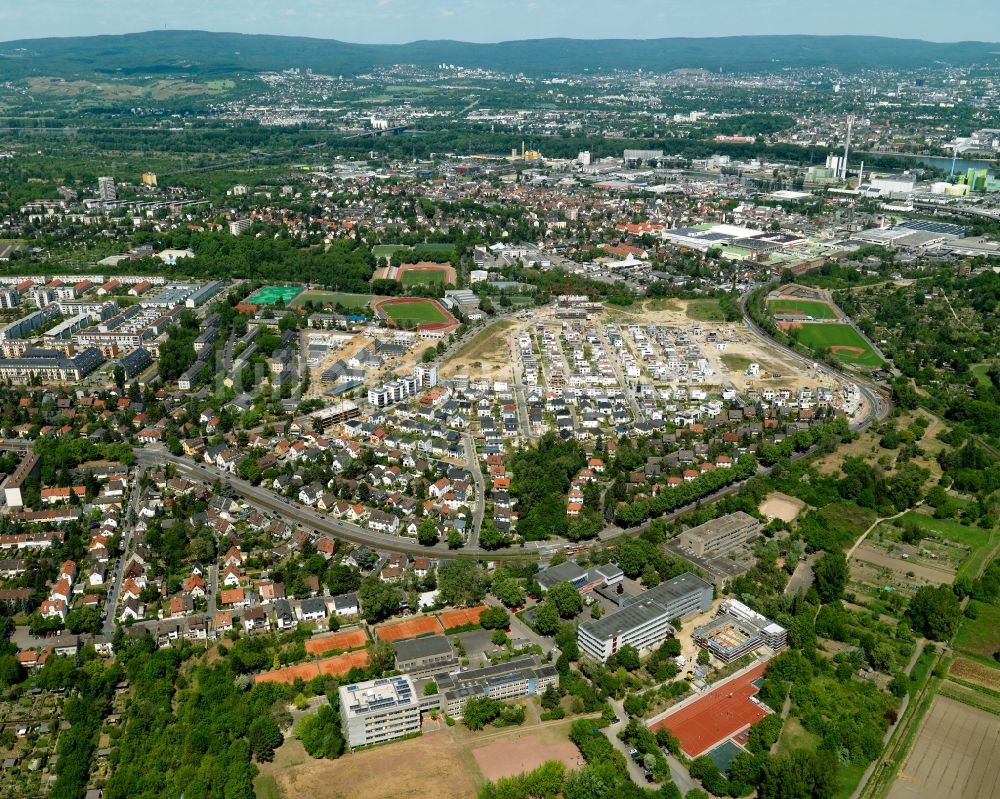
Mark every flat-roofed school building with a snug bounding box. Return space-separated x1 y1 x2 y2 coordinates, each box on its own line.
578 572 713 661
678 511 761 558
393 636 457 678
429 655 558 718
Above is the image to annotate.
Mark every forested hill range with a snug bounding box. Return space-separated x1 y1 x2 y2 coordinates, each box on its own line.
1 30 999 78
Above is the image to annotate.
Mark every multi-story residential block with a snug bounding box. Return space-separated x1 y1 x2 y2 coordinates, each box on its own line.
339 676 421 749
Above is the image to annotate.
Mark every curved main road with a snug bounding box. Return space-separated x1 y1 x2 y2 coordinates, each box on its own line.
740 289 890 431
134 446 561 561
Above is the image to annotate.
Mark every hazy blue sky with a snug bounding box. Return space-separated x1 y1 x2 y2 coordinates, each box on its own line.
1 0 997 43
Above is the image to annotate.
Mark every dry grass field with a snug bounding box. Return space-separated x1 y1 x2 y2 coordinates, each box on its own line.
257 713 586 799
263 733 477 799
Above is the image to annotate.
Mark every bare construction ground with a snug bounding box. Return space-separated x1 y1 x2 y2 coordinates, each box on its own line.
886 695 1000 799
759 492 806 523
609 299 836 395
472 732 583 781
439 318 519 382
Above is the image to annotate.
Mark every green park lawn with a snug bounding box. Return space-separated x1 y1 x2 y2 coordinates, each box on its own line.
290 290 373 309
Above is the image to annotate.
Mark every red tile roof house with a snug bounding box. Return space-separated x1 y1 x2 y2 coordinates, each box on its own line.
219 588 250 608
183 574 206 599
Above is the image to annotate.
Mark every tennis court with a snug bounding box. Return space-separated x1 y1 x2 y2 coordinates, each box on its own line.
707 739 744 773
650 662 769 757
376 615 443 642
304 628 368 656
247 285 303 305
254 650 370 684
439 605 489 630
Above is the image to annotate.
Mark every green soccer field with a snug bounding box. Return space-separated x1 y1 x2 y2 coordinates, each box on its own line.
795 323 883 367
766 298 837 319
400 270 446 287
247 286 303 305
372 244 413 260
290 290 373 309
381 300 449 324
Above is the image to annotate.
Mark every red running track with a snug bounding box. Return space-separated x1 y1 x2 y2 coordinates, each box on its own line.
649 662 769 757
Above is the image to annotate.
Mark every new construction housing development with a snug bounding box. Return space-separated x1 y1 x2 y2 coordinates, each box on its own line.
693 599 788 663
577 572 713 660
339 675 421 749
678 511 762 557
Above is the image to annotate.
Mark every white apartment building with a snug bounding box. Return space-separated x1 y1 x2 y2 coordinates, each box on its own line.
339 676 420 749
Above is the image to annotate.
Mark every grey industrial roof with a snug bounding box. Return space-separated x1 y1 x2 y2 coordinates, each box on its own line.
635 571 712 608
537 560 587 589
394 635 454 663
580 596 671 641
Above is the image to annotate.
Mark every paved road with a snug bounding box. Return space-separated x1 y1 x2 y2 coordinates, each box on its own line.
604 698 661 788
784 552 818 595
600 326 644 423
463 432 485 547
102 470 142 635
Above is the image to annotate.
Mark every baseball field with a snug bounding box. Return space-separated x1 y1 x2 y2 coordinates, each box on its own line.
794 323 884 368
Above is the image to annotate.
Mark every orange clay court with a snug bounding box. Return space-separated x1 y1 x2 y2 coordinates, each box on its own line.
254 650 370 685
304 628 368 656
650 662 769 757
376 615 443 642
439 605 489 630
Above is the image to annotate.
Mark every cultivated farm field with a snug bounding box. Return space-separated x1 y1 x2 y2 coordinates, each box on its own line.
886 696 1000 799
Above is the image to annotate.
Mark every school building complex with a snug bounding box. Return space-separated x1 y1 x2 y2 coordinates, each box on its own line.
577 572 713 661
